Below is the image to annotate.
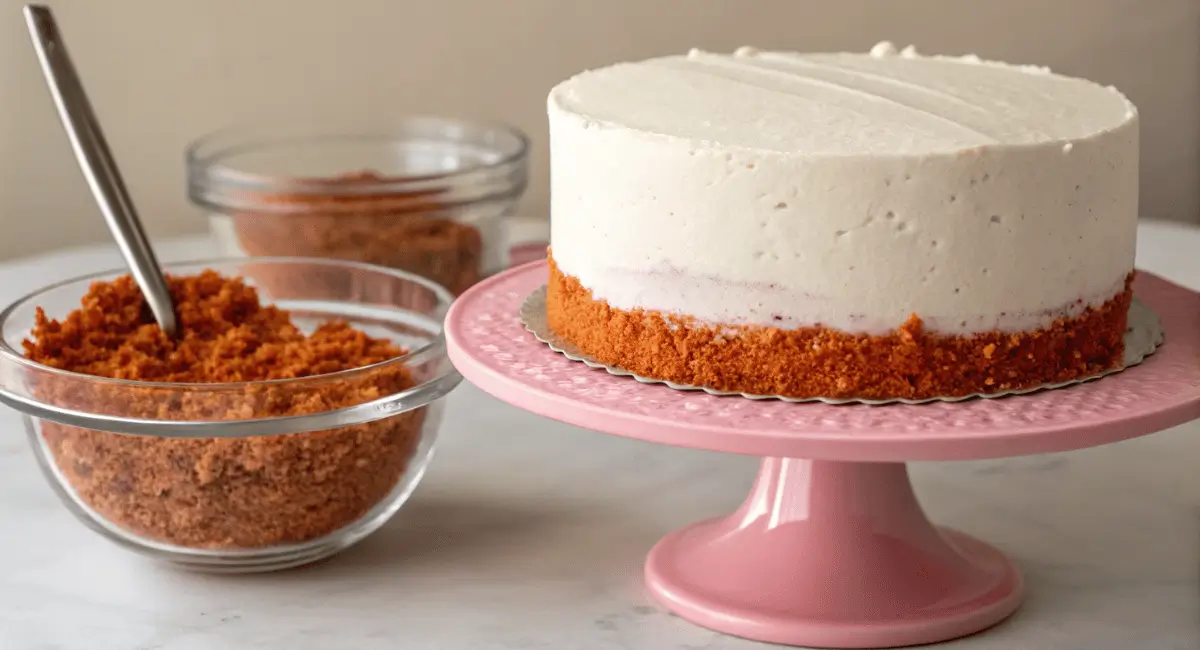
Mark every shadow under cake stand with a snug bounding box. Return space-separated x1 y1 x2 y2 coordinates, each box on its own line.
445 261 1200 649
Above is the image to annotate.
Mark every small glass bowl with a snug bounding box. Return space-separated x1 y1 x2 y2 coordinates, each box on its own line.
187 118 530 296
0 258 460 572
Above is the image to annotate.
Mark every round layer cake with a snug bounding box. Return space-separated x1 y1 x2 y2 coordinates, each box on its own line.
545 43 1139 400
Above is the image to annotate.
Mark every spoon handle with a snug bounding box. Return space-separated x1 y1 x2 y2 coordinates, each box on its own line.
24 4 178 336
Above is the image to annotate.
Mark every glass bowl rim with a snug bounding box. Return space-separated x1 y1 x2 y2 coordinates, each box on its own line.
0 255 456 391
185 115 531 196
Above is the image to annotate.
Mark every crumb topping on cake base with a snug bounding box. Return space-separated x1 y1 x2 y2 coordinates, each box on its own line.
546 256 1133 400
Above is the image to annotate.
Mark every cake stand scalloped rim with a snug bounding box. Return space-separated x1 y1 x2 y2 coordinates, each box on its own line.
518 283 1165 406
444 260 1200 463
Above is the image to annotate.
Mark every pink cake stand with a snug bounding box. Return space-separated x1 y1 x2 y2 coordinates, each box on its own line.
445 261 1200 649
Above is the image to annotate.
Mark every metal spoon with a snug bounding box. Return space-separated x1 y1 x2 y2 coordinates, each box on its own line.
23 4 178 337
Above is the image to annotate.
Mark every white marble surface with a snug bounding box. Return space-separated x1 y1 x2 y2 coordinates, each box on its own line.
1 223 1198 649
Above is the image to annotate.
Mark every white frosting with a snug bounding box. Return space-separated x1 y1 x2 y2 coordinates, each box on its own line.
548 44 1139 334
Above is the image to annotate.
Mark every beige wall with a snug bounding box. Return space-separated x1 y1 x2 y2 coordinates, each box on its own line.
2 0 1197 260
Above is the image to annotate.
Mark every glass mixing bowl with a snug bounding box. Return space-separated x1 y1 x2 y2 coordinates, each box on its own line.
187 118 530 297
0 258 460 572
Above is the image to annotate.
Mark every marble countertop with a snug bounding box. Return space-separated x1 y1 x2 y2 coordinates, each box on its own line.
1 223 1198 649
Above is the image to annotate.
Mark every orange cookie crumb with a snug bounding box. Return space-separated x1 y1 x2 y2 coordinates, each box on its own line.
24 270 425 549
546 256 1131 400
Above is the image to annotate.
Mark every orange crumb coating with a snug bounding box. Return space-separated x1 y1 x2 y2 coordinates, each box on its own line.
546 256 1133 400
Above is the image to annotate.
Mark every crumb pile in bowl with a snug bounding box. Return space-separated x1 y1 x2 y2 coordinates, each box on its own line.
228 171 486 296
189 120 530 297
22 269 427 550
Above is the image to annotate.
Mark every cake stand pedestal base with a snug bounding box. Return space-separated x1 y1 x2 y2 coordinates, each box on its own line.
644 458 1022 649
